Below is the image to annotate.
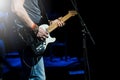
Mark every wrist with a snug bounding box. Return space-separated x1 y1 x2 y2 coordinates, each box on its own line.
31 23 37 29
31 23 39 34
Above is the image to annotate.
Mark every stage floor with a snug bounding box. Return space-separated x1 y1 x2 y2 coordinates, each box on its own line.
2 51 85 80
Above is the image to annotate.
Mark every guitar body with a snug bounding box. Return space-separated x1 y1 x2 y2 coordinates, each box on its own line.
33 24 56 56
18 24 56 56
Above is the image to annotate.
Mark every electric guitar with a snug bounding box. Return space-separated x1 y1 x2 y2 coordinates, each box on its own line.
18 10 78 56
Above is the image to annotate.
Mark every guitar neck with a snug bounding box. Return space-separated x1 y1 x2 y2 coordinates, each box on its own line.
47 13 73 33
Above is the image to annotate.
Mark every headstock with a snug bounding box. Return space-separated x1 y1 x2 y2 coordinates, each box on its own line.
68 10 78 16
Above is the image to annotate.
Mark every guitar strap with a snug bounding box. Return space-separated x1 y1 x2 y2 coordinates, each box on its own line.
38 0 49 25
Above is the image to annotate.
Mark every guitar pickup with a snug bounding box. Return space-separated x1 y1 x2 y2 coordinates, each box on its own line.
35 42 46 55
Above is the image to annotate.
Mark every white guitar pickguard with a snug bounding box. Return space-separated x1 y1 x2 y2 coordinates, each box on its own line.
40 24 56 48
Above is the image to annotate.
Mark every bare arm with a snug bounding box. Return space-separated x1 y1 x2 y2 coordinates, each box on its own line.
11 0 34 28
11 0 48 40
11 0 64 40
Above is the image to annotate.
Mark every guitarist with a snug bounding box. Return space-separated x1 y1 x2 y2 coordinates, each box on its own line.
11 0 65 80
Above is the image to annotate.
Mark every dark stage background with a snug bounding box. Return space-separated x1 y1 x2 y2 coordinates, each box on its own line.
0 0 96 80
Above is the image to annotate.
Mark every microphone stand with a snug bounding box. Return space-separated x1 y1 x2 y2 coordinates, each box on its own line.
70 0 96 80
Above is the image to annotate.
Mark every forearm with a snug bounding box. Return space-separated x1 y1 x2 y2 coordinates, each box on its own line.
11 0 35 29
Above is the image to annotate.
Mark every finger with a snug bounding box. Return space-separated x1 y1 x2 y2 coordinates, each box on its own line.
58 17 62 20
44 32 48 38
58 21 65 27
40 37 45 41
43 35 48 39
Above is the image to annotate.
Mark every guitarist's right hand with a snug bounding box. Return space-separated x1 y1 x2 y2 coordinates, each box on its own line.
37 27 48 40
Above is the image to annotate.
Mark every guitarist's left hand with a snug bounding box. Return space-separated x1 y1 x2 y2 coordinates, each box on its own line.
49 17 65 27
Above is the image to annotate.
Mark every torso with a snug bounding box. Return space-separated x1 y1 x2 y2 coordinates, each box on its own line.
24 0 41 24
